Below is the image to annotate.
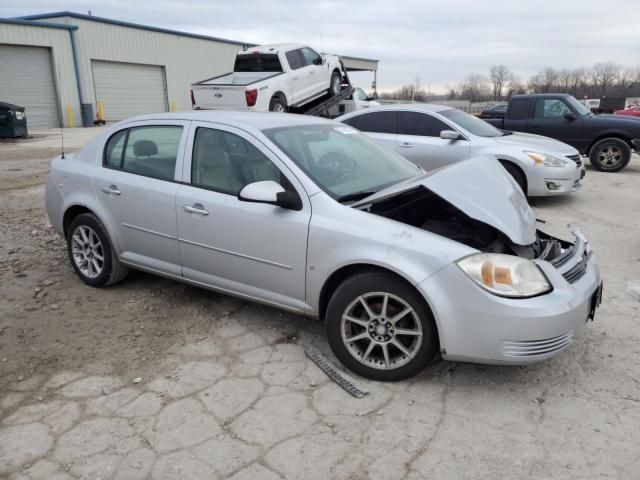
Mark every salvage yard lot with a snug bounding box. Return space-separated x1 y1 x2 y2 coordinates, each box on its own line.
1 129 640 480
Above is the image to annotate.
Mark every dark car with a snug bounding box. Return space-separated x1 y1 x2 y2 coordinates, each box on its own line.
485 94 640 172
478 104 508 119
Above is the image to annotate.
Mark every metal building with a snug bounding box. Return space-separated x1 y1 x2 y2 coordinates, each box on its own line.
0 12 379 128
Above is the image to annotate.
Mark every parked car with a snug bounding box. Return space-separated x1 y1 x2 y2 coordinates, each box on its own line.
45 112 602 381
615 106 640 118
483 94 640 172
337 104 585 196
478 104 508 119
191 43 344 112
340 87 380 112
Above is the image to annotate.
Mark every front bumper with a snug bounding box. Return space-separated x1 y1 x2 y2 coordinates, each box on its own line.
527 163 585 196
418 230 601 365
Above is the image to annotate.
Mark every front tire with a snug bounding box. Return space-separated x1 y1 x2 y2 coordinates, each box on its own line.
67 213 128 287
325 271 438 381
589 138 631 172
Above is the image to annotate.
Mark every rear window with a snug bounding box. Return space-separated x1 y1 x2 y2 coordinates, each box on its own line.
234 53 282 72
345 111 397 135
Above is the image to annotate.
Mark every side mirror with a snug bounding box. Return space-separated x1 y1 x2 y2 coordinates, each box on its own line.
313 57 323 66
238 180 302 210
564 111 576 121
440 130 461 140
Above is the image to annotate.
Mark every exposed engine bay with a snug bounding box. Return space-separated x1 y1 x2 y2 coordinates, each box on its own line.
360 186 574 262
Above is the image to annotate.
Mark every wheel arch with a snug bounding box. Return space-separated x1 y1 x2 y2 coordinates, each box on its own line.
63 204 95 238
587 132 633 154
271 90 289 107
318 262 443 352
497 159 528 195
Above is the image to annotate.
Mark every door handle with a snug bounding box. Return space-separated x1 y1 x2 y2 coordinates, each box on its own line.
398 143 414 148
183 203 209 216
101 185 121 195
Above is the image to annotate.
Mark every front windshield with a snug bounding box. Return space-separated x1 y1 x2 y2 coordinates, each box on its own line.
263 124 420 200
440 109 503 137
564 96 591 116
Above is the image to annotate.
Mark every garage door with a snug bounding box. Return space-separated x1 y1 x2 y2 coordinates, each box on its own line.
92 60 168 121
0 44 60 128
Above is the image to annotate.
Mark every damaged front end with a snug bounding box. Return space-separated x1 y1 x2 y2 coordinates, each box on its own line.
358 185 590 287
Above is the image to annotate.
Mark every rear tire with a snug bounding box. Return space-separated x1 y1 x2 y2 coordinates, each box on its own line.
329 71 342 97
269 96 287 113
67 213 128 287
589 138 630 172
325 271 438 381
500 161 527 195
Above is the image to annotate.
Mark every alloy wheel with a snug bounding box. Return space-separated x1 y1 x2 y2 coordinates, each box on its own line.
71 225 104 279
340 292 423 370
597 145 622 167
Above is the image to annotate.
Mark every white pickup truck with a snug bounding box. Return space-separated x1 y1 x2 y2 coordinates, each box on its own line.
191 43 345 112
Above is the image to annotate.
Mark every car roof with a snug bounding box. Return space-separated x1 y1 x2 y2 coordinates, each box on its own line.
337 103 454 119
239 43 306 54
118 110 334 131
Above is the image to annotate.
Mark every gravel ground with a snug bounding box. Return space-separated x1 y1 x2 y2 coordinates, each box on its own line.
1 128 639 480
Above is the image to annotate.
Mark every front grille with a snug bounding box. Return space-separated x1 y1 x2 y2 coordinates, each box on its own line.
562 251 591 284
566 154 582 166
503 331 575 357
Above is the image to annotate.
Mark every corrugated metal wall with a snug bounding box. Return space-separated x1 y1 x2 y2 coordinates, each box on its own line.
0 23 80 127
42 16 242 114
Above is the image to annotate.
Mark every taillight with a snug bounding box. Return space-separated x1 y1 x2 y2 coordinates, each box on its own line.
245 89 258 107
190 89 195 107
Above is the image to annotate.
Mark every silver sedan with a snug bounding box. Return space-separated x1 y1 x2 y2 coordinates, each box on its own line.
337 104 586 196
45 111 602 381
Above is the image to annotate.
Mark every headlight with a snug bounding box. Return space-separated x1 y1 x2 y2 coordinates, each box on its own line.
457 253 552 298
525 151 570 167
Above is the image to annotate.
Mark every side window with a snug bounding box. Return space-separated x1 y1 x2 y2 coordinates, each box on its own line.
534 99 571 119
506 99 529 120
301 47 321 66
352 111 397 134
104 126 182 181
355 88 368 101
104 129 127 168
120 126 183 181
285 49 305 70
397 112 451 137
191 127 284 196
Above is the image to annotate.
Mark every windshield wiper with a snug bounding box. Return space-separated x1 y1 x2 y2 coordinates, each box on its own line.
337 190 378 204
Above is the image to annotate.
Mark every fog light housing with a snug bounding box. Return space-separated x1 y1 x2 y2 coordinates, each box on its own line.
545 179 571 191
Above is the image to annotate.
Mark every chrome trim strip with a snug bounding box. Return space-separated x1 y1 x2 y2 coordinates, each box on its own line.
178 238 293 270
122 223 177 240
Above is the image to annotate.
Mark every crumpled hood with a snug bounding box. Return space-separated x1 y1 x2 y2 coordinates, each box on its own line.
493 131 578 155
352 155 537 246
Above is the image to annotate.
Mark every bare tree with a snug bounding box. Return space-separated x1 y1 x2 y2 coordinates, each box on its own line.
489 65 512 100
504 75 525 98
590 62 621 96
459 73 490 102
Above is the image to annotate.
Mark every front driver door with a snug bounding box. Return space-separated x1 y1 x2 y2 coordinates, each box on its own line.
527 98 584 148
176 122 311 311
396 111 470 170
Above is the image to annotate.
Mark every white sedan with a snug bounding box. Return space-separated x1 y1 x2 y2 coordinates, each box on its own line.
337 104 586 196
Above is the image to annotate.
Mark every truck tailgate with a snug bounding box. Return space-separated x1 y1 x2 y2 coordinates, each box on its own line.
192 84 247 110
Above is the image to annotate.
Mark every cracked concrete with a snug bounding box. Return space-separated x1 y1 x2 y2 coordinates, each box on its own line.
1 130 640 479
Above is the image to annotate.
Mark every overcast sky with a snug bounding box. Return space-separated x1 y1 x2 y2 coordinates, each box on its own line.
3 0 639 93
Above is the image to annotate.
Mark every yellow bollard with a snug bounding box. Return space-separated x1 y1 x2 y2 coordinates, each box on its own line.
170 101 176 112
66 104 74 128
97 100 105 122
